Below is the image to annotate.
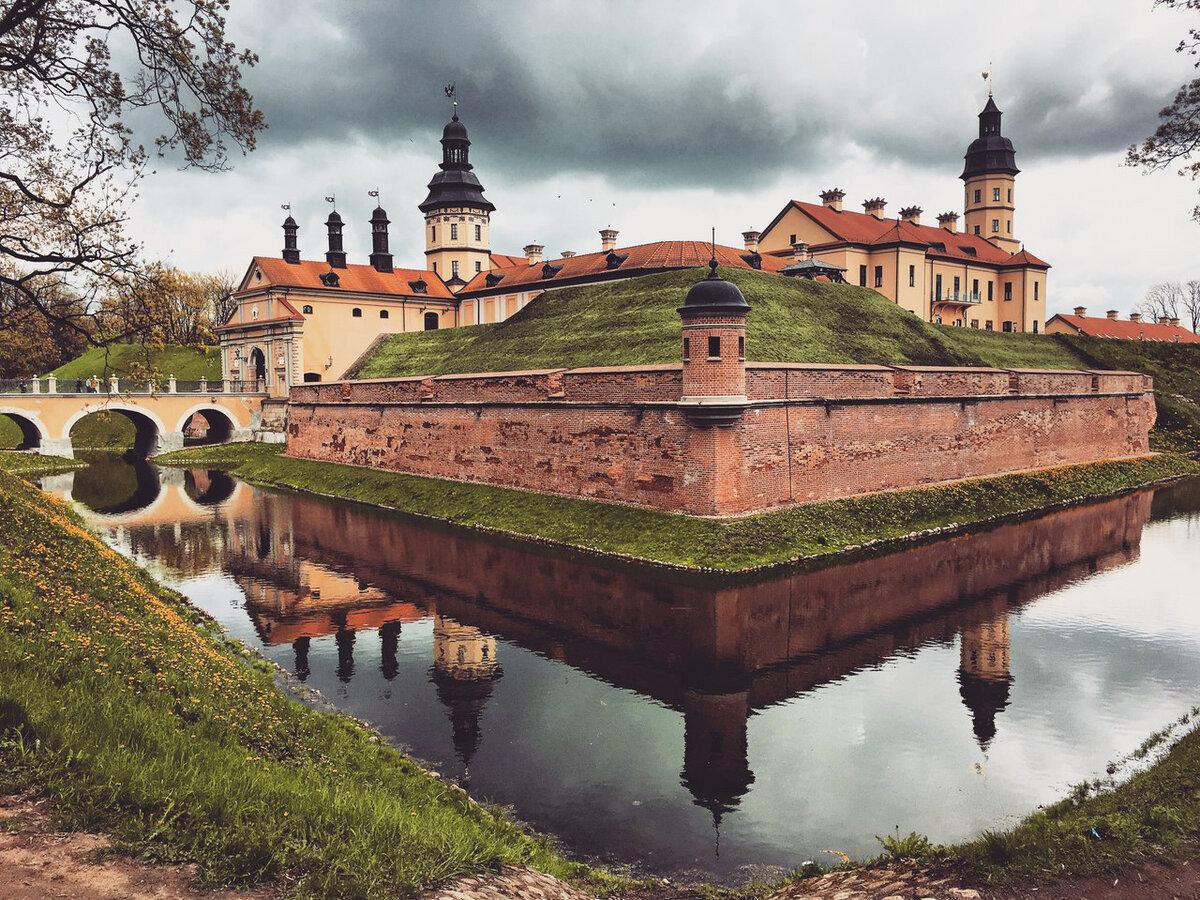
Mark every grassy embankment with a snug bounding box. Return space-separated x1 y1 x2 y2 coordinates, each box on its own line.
0 344 223 451
156 443 1197 572
352 268 1199 454
0 467 610 899
0 451 84 475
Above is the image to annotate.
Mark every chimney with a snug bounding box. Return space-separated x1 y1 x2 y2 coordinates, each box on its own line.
862 197 887 219
790 240 811 262
523 243 544 265
820 188 845 211
368 206 393 273
742 229 760 253
1129 312 1142 323
560 250 576 258
1159 315 1172 325
898 206 922 226
1106 310 1119 320
599 228 619 253
1074 306 1087 317
1171 317 1181 326
324 210 346 268
937 211 959 232
282 215 300 265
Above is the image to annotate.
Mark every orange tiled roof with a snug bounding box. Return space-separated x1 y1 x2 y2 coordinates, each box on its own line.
1048 313 1200 343
459 240 789 295
488 252 526 268
772 201 1050 269
246 256 457 300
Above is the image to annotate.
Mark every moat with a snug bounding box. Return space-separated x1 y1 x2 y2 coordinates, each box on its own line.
39 455 1200 883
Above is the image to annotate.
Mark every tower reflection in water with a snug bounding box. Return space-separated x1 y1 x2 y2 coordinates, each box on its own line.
61 459 1153 833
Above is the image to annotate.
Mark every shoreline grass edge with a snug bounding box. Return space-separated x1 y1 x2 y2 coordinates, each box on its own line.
153 443 1198 573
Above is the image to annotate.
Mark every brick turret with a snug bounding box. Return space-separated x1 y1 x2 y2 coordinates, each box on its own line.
678 258 750 426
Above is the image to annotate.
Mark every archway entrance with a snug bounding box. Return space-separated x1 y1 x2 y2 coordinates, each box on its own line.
249 348 266 391
0 412 43 450
68 409 161 458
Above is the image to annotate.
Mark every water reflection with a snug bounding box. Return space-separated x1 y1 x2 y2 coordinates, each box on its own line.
42 459 1200 880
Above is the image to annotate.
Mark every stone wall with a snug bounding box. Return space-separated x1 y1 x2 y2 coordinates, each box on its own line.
286 363 1156 516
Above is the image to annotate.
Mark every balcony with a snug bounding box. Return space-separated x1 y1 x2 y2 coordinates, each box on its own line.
931 290 983 307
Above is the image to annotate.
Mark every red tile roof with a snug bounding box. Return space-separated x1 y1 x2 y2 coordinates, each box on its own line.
1048 313 1200 343
244 257 457 300
459 240 789 295
768 201 1050 269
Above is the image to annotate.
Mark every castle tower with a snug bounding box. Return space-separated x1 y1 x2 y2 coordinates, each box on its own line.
678 256 750 427
680 688 755 836
957 611 1012 751
368 205 393 273
419 110 495 289
429 616 502 786
961 96 1020 254
281 214 300 265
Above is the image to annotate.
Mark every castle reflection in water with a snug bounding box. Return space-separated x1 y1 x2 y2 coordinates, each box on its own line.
51 462 1155 830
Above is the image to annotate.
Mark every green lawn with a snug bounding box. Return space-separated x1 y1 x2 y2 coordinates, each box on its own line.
53 344 221 382
0 468 610 898
0 416 21 449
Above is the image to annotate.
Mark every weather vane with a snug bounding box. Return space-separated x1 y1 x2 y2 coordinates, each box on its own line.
981 63 994 97
444 82 458 118
280 203 290 211
324 194 335 205
368 188 380 201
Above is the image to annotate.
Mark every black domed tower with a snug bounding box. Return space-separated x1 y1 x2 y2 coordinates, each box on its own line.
429 616 502 788
419 110 495 289
957 613 1012 751
961 95 1020 254
369 205 393 273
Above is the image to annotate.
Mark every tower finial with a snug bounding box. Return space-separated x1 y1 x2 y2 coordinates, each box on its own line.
981 62 993 97
445 82 458 120
709 226 719 279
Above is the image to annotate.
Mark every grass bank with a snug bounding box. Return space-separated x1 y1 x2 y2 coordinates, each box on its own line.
0 468 610 898
0 450 85 475
155 443 1198 572
52 343 221 382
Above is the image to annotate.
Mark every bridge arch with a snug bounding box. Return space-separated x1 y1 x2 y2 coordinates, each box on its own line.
0 407 50 450
62 403 169 458
174 404 243 446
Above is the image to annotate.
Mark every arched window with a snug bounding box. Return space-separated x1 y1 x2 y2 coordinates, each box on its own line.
424 311 439 330
379 309 389 319
302 304 313 314
352 308 362 318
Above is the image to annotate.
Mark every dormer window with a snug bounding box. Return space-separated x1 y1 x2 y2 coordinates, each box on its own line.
605 251 629 270
485 272 505 287
320 270 340 287
408 279 428 294
541 262 562 279
958 246 977 257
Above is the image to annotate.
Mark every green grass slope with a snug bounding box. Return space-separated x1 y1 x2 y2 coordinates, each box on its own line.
354 268 1084 378
53 344 220 382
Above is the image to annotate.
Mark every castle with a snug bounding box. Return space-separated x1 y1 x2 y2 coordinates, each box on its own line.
218 93 1050 397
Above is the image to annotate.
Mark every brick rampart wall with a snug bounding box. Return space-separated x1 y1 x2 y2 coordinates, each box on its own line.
286 363 1156 516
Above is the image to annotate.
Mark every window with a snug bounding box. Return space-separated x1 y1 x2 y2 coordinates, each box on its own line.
424 312 439 331
873 265 883 288
432 261 438 274
475 224 481 241
738 336 745 360
935 273 943 299
430 225 436 242
682 337 690 363
379 309 389 319
935 315 943 324
475 260 482 273
993 187 1001 201
986 320 993 331
1007 188 1012 202
708 335 720 358
1002 321 1013 332
859 265 867 287
972 278 979 299
992 219 1000 233
1033 320 1039 333
974 189 981 204
451 260 459 277
974 225 981 236
971 319 979 329
303 373 321 383
450 223 458 241
987 281 994 302
302 304 313 314
1004 282 1012 301
908 265 915 287
789 233 796 245
352 308 362 318
1006 220 1012 233
1034 282 1039 302
251 306 258 319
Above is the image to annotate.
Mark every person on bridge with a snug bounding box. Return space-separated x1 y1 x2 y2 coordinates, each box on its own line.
74 379 84 394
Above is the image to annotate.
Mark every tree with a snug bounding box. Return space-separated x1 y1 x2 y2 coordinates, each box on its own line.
1138 281 1184 321
1126 1 1200 219
99 263 237 346
0 0 263 338
0 272 91 377
1184 279 1200 331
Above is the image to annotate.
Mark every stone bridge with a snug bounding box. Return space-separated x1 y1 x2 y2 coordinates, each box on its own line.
0 375 266 458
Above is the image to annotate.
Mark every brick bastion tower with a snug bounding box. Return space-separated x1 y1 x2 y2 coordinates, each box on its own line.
678 255 750 427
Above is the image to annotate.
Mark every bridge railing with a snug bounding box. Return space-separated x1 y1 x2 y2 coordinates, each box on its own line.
0 375 267 396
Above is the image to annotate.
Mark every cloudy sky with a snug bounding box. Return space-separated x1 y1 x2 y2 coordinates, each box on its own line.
128 0 1199 318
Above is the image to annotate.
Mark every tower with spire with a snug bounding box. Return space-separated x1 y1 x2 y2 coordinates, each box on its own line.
429 615 502 787
419 92 495 290
961 92 1021 255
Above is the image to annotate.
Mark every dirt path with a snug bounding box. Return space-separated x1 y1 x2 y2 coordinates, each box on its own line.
0 793 277 900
